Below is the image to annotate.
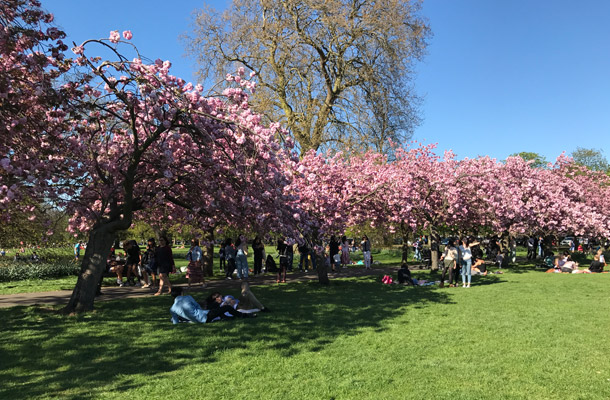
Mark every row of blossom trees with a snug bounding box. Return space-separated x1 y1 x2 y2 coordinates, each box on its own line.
293 144 610 269
2 1 609 312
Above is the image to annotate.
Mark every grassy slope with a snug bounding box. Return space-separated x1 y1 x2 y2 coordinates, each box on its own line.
1 268 609 399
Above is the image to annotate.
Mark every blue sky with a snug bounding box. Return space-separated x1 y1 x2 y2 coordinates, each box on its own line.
44 0 609 163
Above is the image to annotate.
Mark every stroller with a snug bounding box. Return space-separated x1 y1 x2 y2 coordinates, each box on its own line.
420 248 432 267
537 254 555 269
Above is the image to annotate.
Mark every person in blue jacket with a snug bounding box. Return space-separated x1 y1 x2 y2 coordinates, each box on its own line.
170 287 254 324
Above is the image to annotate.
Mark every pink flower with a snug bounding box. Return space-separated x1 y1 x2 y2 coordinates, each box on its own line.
109 30 120 44
72 46 84 55
122 30 133 40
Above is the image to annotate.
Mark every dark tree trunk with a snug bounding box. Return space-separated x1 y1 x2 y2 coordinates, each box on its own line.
429 226 440 271
311 230 329 284
542 235 553 256
316 251 330 285
201 228 214 276
64 227 116 313
401 225 410 264
499 231 511 268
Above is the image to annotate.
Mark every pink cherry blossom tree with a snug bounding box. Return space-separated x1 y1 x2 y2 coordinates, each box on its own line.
0 0 74 218
2 3 300 312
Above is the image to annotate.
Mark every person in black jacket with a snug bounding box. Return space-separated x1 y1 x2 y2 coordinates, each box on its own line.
328 235 340 272
589 254 605 273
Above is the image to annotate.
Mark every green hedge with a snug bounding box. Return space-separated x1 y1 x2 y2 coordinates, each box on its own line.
0 261 80 282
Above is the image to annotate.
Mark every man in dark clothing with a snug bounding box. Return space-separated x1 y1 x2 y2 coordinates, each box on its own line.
397 263 413 285
124 240 144 287
329 236 340 272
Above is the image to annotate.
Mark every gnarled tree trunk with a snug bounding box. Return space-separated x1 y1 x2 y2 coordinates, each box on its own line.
401 224 410 264
311 231 329 284
316 251 330 285
429 226 440 271
64 227 116 313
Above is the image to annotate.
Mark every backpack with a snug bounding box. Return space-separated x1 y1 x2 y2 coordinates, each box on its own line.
382 275 393 284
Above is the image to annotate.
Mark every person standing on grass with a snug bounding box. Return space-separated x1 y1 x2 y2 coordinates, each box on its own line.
413 237 421 261
124 240 145 287
285 239 294 272
252 235 265 276
439 239 458 288
224 238 236 280
329 235 340 272
341 235 351 268
154 236 175 296
74 242 81 260
459 238 479 288
276 238 289 283
186 239 205 288
142 238 157 288
298 240 309 272
526 237 535 260
218 244 226 273
361 235 372 270
235 235 249 280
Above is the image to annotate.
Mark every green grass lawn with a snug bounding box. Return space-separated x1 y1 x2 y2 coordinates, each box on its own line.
1 264 610 399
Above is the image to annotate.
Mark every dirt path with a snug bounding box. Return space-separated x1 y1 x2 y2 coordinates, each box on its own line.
0 267 397 308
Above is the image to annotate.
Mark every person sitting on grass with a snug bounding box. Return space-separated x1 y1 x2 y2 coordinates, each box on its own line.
596 248 606 265
556 251 579 273
238 281 270 312
170 287 255 324
589 254 605 273
397 262 413 285
470 242 487 275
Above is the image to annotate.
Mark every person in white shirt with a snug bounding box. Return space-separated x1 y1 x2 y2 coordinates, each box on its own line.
459 238 479 288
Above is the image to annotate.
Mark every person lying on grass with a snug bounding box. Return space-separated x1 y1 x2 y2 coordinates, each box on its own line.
471 258 487 276
206 283 270 315
170 287 255 324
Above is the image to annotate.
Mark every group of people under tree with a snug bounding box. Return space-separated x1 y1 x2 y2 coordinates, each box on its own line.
546 248 607 274
222 234 372 284
101 227 607 297
111 231 374 290
438 237 488 288
105 236 175 296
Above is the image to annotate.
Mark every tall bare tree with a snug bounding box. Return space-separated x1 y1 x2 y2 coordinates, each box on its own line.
185 0 430 155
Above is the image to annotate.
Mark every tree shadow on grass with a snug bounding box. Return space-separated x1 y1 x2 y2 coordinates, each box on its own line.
0 275 451 399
